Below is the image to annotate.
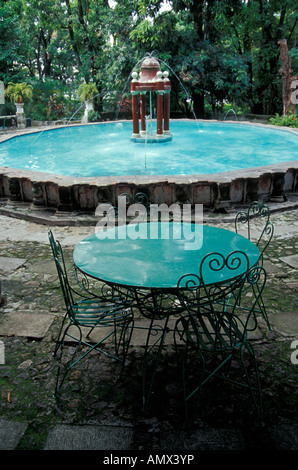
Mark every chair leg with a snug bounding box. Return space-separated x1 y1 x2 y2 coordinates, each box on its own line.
253 284 271 330
180 346 208 424
240 342 264 425
116 317 134 378
53 313 69 357
53 318 134 397
142 315 170 409
53 323 83 398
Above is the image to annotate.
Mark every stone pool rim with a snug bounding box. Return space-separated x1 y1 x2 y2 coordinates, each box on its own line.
0 119 297 213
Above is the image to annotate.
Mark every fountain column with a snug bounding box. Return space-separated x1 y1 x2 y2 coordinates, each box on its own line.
140 92 147 135
131 72 140 137
163 71 171 135
156 71 164 136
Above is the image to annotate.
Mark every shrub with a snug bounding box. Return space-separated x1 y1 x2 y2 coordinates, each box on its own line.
88 110 101 122
269 113 298 128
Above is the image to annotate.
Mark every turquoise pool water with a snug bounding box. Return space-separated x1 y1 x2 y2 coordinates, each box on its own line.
0 121 297 177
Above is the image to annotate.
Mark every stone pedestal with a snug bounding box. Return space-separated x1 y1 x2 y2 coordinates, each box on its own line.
82 100 94 123
15 102 26 129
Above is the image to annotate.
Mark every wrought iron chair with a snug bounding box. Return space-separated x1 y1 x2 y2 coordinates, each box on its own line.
133 288 182 408
118 192 150 222
234 201 273 329
49 229 97 299
104 192 150 226
174 251 266 425
49 229 128 301
119 192 150 212
48 230 134 396
235 201 274 267
52 256 134 397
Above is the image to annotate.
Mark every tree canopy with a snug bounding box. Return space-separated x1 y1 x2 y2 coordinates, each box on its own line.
0 0 297 120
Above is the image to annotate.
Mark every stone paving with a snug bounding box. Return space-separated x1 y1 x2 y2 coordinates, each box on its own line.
0 199 297 452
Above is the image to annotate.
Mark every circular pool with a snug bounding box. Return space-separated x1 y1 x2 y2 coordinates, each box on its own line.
0 120 297 177
0 120 297 214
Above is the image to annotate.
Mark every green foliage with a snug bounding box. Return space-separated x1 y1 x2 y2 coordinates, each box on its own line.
269 113 298 128
5 82 33 103
1 0 296 119
179 44 249 103
27 78 80 121
88 110 101 122
0 0 27 82
47 94 67 120
77 83 99 102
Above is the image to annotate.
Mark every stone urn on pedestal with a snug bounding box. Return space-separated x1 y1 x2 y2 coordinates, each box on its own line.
4 82 33 129
77 83 98 123
82 99 94 123
15 101 26 129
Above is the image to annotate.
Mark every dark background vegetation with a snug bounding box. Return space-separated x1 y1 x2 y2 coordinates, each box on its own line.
0 0 297 121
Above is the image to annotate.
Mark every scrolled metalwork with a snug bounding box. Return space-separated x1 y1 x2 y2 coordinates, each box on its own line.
234 201 274 271
235 209 249 227
259 220 274 250
226 250 250 271
249 201 270 221
201 252 225 274
73 265 94 296
176 251 251 312
235 201 271 239
199 250 249 280
118 191 151 217
177 273 201 290
246 265 262 285
119 192 132 205
134 192 150 207
134 288 181 320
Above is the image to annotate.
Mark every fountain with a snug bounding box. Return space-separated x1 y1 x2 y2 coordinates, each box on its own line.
224 109 238 121
0 55 297 215
130 57 172 142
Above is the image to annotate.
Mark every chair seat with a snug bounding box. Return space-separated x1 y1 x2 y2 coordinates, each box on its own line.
72 297 133 327
176 312 248 354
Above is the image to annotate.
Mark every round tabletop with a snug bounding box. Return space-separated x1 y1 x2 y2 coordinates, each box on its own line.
73 222 260 289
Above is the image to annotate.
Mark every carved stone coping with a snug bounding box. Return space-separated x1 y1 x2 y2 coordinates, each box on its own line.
0 161 297 213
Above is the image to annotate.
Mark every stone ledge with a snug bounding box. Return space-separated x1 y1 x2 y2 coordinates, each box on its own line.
0 419 28 450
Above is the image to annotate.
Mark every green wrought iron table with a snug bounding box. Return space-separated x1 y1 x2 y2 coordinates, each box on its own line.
73 222 260 290
73 221 260 405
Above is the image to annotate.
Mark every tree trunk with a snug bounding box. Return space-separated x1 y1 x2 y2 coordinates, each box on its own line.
65 0 82 68
193 90 205 119
278 39 297 115
40 29 52 78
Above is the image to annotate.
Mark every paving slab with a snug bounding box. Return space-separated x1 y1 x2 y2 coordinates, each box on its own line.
159 427 246 450
267 424 298 450
44 424 134 450
263 259 281 274
0 419 28 450
61 234 89 246
0 257 27 273
27 259 58 275
279 254 298 269
269 311 298 336
0 311 54 338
